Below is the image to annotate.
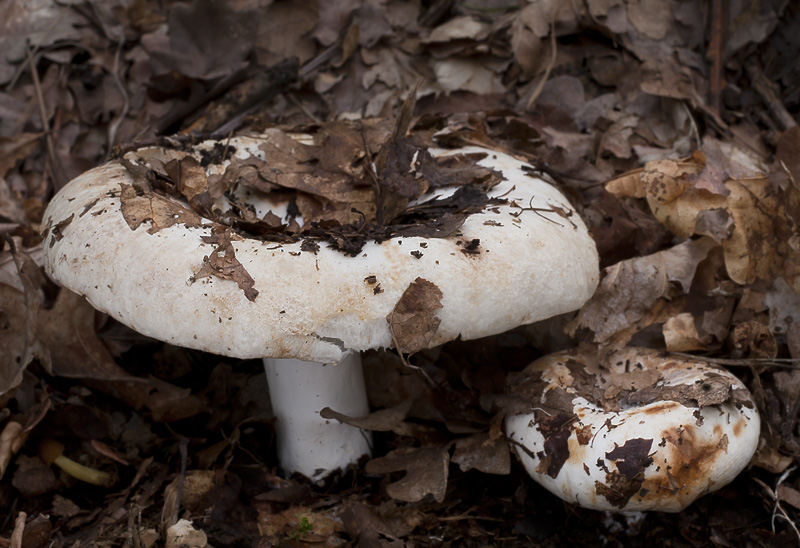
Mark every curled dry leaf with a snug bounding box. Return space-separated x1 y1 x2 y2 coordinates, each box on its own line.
663 312 708 352
165 519 208 548
387 277 443 355
568 238 716 344
191 227 258 302
120 184 202 234
607 146 800 287
365 445 449 503
451 433 511 475
320 400 413 432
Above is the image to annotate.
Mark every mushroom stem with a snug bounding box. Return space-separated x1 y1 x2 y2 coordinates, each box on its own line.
38 439 113 487
263 353 372 480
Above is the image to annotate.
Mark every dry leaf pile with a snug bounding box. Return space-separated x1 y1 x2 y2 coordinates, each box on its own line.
3 0 800 546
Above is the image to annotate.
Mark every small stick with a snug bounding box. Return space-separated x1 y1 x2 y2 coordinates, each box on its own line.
26 47 67 191
745 58 797 131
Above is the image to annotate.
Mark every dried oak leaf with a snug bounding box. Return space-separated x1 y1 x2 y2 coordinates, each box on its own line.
192 227 258 302
632 145 800 286
567 238 716 343
451 433 511 475
119 184 202 234
365 446 449 503
663 312 708 352
387 277 443 355
255 127 367 200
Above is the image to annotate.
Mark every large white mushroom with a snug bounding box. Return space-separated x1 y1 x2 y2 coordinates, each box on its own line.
42 127 600 479
504 347 761 512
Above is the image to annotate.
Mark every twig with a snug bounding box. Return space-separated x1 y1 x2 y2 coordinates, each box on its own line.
745 58 797 131
753 466 800 543
170 437 189 528
707 0 724 116
361 127 383 225
681 101 701 149
389 331 436 388
8 512 25 548
286 93 321 124
106 37 130 159
669 352 800 369
526 19 557 111
26 47 67 191
155 68 251 134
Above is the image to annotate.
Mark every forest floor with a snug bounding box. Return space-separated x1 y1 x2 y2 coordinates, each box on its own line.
2 0 800 546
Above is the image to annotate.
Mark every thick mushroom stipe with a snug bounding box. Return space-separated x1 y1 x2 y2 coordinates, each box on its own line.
505 348 760 512
41 133 599 479
264 354 371 480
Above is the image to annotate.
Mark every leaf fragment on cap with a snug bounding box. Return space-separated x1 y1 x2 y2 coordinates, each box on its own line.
119 184 202 234
386 277 443 355
192 227 258 302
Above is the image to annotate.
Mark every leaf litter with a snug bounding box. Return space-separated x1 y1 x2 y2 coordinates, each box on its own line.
2 0 800 545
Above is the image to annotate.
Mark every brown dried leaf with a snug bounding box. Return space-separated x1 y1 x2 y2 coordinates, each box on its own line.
255 2 318 67
777 125 800 185
119 184 203 234
568 238 716 342
451 433 511 475
0 421 25 480
12 455 60 497
730 320 777 359
365 446 449 503
638 143 800 285
0 0 85 84
778 484 800 511
38 291 206 422
142 0 257 81
604 169 646 198
752 444 794 474
165 156 208 203
663 312 708 352
387 278 443 355
319 400 413 432
192 227 258 302
341 502 408 545
253 127 376 223
641 158 690 204
0 241 48 400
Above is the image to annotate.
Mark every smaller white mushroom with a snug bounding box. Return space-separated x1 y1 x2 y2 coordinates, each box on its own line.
504 347 760 512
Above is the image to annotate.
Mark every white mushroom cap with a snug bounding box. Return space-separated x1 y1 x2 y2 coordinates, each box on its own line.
504 347 760 512
42 136 599 363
